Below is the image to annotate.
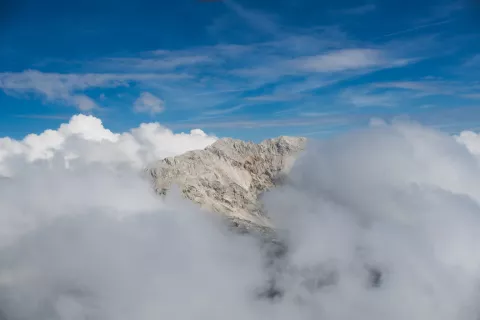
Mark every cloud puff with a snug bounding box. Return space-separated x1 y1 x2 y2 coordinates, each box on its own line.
2 116 480 319
0 114 217 176
456 130 480 156
134 92 165 115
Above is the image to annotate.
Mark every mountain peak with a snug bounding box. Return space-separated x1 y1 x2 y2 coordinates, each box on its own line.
147 136 307 231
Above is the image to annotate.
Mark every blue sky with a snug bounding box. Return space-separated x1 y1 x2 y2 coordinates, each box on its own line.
0 0 479 141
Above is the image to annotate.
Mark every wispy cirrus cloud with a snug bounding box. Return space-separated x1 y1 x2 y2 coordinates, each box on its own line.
0 0 466 130
340 87 400 108
245 93 304 102
291 48 406 73
372 79 480 98
0 36 448 124
133 92 165 115
10 27 423 114
464 54 480 67
0 70 186 111
336 76 480 110
463 94 480 100
222 0 280 35
95 54 214 72
167 113 350 130
376 1 464 40
0 36 431 116
416 1 464 24
376 19 454 40
225 43 421 96
201 104 246 116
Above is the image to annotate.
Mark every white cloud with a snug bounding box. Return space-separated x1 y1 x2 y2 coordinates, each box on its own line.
456 130 480 156
0 115 264 320
262 122 480 319
293 49 389 73
134 92 165 115
372 80 460 97
3 117 480 319
0 114 217 176
0 158 266 320
373 81 436 91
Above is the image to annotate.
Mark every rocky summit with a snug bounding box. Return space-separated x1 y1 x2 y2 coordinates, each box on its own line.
146 136 307 231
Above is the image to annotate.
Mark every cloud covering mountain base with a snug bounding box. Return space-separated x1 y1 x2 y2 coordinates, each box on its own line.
2 115 480 319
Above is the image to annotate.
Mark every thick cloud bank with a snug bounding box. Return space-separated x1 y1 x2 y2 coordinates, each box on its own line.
265 122 480 320
2 116 480 320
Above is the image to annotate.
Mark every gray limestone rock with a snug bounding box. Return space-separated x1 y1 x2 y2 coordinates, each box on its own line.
146 136 307 231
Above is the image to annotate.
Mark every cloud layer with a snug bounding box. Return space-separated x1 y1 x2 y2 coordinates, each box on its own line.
263 122 480 319
2 116 480 319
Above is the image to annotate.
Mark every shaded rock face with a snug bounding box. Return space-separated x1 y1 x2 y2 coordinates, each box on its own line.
146 136 307 229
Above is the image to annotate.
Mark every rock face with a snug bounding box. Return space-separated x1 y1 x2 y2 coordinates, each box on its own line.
146 136 307 229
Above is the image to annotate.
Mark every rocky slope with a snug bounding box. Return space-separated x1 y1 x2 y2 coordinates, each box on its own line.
146 136 307 230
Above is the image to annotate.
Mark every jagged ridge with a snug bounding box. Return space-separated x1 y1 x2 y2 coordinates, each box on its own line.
146 136 307 229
